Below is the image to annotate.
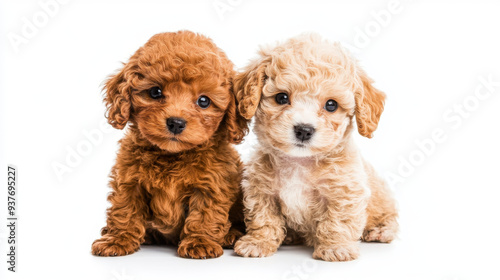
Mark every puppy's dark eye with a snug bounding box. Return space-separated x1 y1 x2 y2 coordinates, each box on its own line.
197 95 211 109
325 99 338 112
149 87 163 99
275 92 290 105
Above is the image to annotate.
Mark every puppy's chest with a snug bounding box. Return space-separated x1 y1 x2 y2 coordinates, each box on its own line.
141 156 197 188
275 161 317 227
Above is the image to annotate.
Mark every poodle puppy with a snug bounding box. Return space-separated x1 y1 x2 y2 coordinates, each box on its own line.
91 31 248 259
233 33 398 262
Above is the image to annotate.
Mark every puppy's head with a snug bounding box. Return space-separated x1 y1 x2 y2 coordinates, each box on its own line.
235 34 385 157
104 31 247 153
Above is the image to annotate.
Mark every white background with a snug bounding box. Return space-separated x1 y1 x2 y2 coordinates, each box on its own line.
1 0 500 279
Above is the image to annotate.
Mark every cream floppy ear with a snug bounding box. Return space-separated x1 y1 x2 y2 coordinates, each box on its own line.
354 69 386 138
233 58 269 120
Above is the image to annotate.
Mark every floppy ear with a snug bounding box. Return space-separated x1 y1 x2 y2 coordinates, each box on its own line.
223 84 249 144
354 69 386 138
233 59 269 120
103 53 140 130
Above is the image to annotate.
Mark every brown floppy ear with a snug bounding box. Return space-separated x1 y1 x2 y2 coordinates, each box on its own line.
224 84 250 144
355 69 386 138
103 53 140 130
233 59 269 120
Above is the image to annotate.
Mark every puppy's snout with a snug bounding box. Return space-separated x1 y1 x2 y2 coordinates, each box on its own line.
294 124 315 142
167 117 187 135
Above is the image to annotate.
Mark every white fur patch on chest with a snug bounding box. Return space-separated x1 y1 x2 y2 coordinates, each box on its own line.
276 157 316 228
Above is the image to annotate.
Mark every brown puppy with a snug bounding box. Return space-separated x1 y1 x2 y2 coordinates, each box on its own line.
91 31 247 259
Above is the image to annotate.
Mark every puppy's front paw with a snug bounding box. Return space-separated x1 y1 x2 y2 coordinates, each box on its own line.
313 243 359 262
178 237 223 259
234 236 279 257
91 235 140 257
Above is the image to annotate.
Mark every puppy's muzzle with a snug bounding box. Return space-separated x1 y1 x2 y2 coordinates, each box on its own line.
167 117 187 135
294 124 315 142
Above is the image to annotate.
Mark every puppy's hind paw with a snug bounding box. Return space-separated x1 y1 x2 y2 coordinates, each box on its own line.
313 244 359 262
283 229 304 245
362 224 397 243
234 237 279 258
221 228 243 248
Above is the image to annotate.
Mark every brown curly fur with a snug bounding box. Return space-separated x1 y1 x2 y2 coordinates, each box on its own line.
91 31 248 259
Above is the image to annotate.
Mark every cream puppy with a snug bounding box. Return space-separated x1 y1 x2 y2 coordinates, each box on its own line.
233 34 398 262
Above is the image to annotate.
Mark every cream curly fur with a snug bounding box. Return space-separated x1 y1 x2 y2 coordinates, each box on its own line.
233 33 398 262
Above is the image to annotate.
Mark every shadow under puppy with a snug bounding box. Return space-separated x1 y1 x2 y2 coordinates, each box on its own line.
92 31 248 259
233 34 398 261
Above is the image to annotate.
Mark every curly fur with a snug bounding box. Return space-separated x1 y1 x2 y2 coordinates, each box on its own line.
92 31 247 259
233 33 398 261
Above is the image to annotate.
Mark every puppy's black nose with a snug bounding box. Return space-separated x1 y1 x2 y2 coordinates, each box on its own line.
294 124 315 142
167 117 186 135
